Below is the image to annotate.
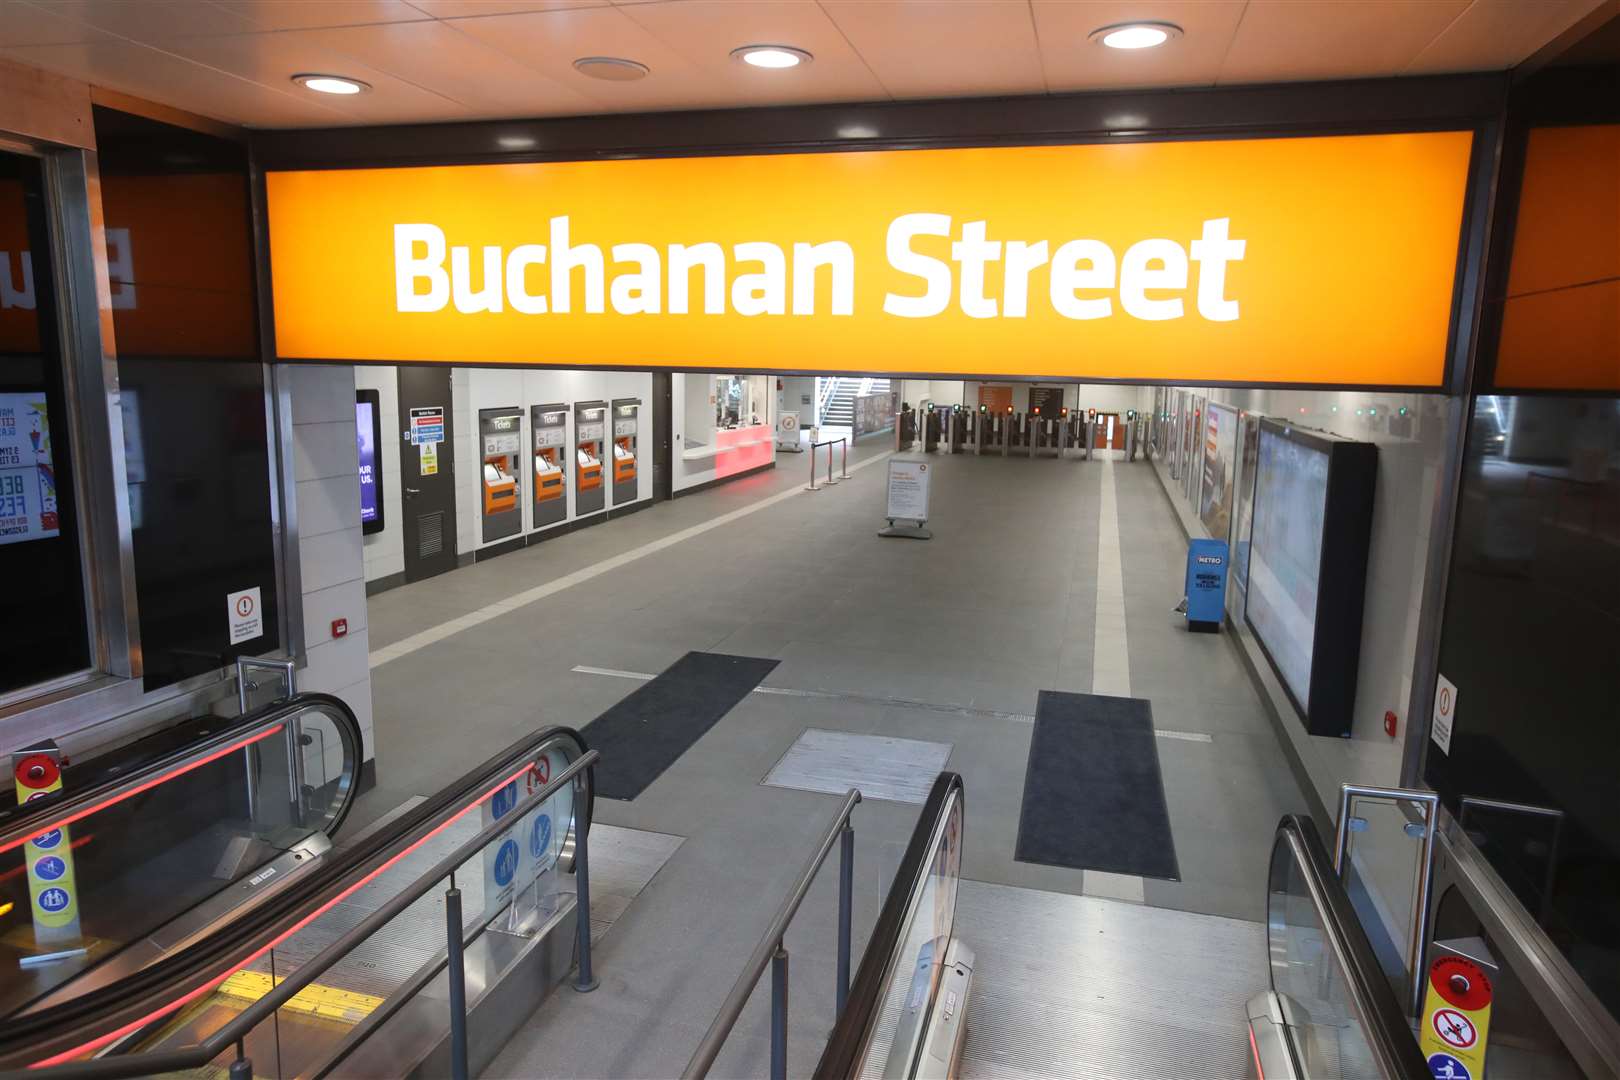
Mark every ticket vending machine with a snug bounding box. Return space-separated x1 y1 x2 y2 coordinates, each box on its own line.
575 400 606 516
479 407 523 543
611 398 639 507
531 403 568 530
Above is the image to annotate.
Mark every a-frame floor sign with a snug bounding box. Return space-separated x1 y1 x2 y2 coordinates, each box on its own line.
879 457 932 540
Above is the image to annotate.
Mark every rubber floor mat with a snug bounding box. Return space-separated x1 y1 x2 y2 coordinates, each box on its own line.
1015 690 1179 880
585 652 779 800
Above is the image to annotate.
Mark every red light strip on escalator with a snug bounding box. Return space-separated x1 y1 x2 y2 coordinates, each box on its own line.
30 761 534 1069
1 726 286 859
1249 1023 1266 1080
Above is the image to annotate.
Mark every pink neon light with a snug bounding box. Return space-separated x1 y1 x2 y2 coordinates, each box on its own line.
30 762 533 1069
1 726 285 859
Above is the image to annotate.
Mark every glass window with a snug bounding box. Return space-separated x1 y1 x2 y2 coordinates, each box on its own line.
0 150 92 695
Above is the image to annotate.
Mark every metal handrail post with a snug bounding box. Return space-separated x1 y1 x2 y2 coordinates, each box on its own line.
840 438 849 478
682 789 862 1079
573 767 600 992
826 441 838 485
445 887 469 1080
836 821 854 1016
1334 783 1441 1017
771 945 790 1080
807 442 819 491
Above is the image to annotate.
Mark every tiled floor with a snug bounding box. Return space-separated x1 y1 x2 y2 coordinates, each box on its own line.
355 438 1309 1078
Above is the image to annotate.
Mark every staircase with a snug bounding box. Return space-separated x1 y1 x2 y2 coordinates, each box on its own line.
817 377 891 428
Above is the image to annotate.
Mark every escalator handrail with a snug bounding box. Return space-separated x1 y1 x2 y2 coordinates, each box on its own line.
0 692 364 852
1 724 595 1073
814 771 964 1080
1272 813 1431 1080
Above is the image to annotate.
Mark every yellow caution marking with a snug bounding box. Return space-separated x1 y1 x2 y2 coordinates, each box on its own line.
217 969 383 1023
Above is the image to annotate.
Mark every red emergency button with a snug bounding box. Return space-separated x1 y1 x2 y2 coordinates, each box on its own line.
14 754 59 791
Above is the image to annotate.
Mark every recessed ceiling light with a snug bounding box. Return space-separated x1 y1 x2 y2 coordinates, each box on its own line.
1089 22 1182 50
291 73 370 95
573 56 650 82
837 124 879 139
497 134 538 150
731 45 812 69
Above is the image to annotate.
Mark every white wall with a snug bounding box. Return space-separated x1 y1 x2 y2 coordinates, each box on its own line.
1141 383 1451 805
285 364 375 765
450 367 655 556
354 365 404 587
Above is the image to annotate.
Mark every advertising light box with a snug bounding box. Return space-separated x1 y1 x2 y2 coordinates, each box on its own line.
356 389 383 535
0 392 59 546
1245 420 1377 738
266 132 1473 388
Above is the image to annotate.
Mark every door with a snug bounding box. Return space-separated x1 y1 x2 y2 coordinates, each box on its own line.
1095 413 1125 449
652 371 672 502
397 366 457 583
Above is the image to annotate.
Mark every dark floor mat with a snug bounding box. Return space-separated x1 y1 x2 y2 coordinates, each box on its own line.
1015 691 1180 880
585 652 779 801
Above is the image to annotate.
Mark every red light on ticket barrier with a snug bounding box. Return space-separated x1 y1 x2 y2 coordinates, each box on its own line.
1061 407 1069 417
1033 406 1040 416
1006 405 1013 414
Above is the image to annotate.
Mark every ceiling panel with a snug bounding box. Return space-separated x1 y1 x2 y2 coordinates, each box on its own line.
0 0 121 47
820 0 1043 99
157 29 468 122
211 0 431 31
447 6 744 113
1219 0 1472 84
0 38 343 125
22 0 256 42
1405 0 1610 74
619 0 887 105
313 20 596 118
405 0 607 15
1032 1 1246 92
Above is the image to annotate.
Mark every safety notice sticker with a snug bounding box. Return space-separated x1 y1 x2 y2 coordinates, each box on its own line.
1431 673 1458 755
227 586 264 644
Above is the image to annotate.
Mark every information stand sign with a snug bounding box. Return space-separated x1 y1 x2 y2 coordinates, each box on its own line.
879 457 932 540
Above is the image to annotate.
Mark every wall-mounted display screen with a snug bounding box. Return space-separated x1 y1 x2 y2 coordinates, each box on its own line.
357 389 383 535
1247 428 1330 705
1245 419 1377 737
0 392 59 546
1200 402 1238 542
1231 412 1262 593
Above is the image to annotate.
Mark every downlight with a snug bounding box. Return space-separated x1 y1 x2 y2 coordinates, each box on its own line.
731 45 812 69
573 56 650 82
291 73 370 95
1089 22 1182 50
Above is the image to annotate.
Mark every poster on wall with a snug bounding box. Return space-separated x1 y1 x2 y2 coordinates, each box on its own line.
1182 397 1201 502
0 392 59 546
1231 413 1263 593
1200 403 1239 542
356 389 384 535
1168 392 1182 478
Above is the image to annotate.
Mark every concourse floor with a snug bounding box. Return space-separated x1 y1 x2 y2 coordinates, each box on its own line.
356 438 1308 1078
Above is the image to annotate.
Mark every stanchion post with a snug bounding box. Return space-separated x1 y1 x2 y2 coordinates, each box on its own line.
806 441 819 492
826 441 837 485
771 944 790 1080
840 438 849 479
445 886 469 1080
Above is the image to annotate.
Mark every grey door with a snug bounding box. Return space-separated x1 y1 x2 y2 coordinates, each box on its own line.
397 366 457 583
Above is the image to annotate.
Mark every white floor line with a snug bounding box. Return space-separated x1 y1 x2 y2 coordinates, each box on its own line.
370 450 893 670
1086 456 1147 904
566 665 1212 742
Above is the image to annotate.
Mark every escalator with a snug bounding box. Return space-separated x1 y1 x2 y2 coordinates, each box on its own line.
1 694 363 1031
814 780 1430 1080
0 711 594 1077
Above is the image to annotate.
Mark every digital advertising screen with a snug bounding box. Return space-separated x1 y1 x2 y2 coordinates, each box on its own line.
1246 424 1330 708
1231 414 1262 593
0 392 59 547
1200 402 1238 542
356 390 383 535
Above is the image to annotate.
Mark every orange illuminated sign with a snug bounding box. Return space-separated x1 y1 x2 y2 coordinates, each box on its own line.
267 132 1474 386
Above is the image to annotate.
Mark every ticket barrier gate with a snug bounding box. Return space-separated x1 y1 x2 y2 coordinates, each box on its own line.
924 405 941 452
1031 408 1063 458
945 406 967 454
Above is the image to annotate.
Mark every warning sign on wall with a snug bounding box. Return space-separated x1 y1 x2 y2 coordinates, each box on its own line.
1431 673 1458 756
227 586 264 645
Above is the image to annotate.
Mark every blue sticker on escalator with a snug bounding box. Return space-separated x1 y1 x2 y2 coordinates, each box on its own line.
493 839 519 888
1428 1053 1471 1080
530 814 552 860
